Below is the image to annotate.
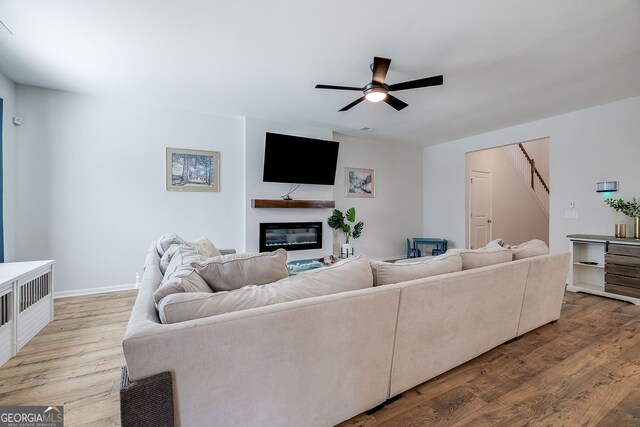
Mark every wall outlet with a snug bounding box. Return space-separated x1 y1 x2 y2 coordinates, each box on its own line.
565 210 579 219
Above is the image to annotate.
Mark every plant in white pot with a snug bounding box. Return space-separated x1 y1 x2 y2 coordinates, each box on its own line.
328 207 364 257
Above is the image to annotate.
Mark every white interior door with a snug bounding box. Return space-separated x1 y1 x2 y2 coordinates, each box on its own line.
469 169 492 249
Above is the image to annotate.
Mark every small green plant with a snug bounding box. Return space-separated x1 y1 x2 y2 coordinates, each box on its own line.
327 207 364 244
605 197 640 218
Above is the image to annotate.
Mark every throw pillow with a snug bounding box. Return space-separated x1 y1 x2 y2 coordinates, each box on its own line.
156 233 186 257
153 266 212 304
370 252 462 286
484 238 506 249
394 255 436 264
159 237 223 274
153 245 209 303
159 243 182 275
189 236 222 258
447 244 513 270
510 239 549 260
196 249 289 292
158 255 373 323
162 245 204 281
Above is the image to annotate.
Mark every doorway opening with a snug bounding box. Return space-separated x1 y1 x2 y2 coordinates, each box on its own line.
466 138 549 249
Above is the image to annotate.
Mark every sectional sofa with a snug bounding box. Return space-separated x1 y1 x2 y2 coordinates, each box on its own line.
122 238 570 427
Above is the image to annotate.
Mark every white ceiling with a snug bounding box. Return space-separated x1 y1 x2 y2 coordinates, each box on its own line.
0 0 639 146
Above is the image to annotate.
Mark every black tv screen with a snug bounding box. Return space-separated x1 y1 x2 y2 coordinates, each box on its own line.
263 132 339 185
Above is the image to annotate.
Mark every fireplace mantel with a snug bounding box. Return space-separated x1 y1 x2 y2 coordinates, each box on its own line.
251 199 335 209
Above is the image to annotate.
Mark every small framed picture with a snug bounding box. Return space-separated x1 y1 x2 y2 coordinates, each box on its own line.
166 147 220 192
345 167 375 198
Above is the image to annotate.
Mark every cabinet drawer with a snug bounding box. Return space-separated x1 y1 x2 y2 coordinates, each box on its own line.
605 263 640 278
605 283 640 298
607 244 640 257
605 253 640 267
605 273 640 289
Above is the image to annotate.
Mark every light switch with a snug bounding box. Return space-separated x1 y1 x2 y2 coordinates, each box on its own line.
565 210 578 219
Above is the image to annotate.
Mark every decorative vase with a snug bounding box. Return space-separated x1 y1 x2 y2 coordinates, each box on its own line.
634 217 640 239
615 224 627 238
340 243 354 258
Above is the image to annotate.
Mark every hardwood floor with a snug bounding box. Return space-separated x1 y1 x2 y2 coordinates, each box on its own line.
1 290 639 426
0 290 137 426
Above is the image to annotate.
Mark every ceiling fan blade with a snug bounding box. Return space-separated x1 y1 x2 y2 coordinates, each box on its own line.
315 84 363 91
372 57 391 84
384 94 409 111
339 96 366 112
388 75 443 91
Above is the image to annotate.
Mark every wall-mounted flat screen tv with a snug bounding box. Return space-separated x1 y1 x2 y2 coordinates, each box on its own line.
262 132 339 185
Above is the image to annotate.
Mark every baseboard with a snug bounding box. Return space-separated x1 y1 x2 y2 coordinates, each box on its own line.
54 283 138 299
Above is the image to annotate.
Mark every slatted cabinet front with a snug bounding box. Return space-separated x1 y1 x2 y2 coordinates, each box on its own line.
605 244 640 298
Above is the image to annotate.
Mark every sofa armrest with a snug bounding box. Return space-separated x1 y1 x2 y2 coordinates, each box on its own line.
516 252 570 336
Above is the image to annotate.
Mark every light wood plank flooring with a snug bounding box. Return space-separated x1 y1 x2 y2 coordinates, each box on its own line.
1 290 639 426
0 290 137 426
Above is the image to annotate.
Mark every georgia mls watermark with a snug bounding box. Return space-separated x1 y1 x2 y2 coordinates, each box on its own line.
0 406 63 427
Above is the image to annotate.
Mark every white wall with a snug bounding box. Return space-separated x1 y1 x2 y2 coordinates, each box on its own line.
333 133 423 259
244 117 334 260
466 147 548 245
0 72 17 261
424 96 640 253
14 86 245 293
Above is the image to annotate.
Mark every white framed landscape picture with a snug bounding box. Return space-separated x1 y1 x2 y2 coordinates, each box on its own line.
166 147 220 192
346 167 375 198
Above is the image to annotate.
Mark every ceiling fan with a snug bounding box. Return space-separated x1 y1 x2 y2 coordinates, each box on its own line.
315 56 443 112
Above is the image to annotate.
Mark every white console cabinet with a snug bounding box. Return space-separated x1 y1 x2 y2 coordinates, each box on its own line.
0 260 55 367
567 235 640 305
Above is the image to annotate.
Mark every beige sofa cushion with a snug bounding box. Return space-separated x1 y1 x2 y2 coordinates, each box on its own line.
196 249 289 292
162 245 203 280
189 236 222 258
156 232 186 256
158 255 373 323
394 256 435 264
159 237 222 274
447 244 513 270
159 244 183 274
153 266 212 304
370 252 462 286
509 239 549 260
153 245 210 303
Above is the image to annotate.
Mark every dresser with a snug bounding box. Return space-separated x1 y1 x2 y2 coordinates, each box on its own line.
567 234 640 305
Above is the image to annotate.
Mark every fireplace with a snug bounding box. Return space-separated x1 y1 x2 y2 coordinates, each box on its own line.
259 222 322 252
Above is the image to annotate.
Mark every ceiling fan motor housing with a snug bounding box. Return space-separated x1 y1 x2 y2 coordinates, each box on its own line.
364 82 389 95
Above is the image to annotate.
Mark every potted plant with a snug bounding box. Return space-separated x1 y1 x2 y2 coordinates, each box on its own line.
605 197 640 239
328 207 364 257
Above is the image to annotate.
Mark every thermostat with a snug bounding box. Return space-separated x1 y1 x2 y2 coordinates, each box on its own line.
596 181 618 193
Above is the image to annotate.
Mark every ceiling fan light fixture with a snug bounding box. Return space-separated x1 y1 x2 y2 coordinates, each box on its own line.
364 90 387 103
316 56 443 112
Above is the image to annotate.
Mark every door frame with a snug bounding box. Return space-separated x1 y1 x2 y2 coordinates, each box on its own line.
467 168 492 249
